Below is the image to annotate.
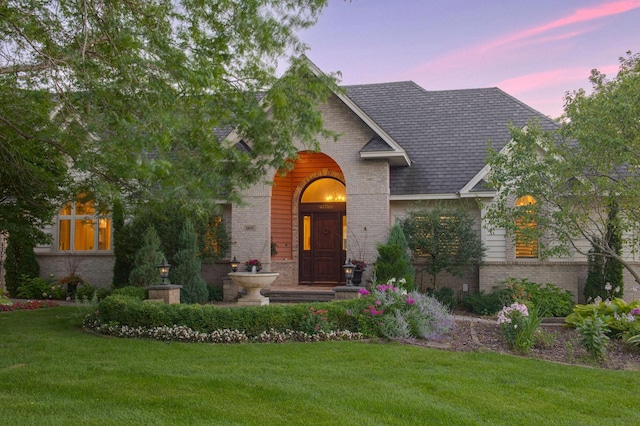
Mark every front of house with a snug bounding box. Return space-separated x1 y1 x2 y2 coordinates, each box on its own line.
30 61 640 303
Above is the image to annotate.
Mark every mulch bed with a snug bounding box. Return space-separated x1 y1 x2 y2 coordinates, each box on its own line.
408 317 640 371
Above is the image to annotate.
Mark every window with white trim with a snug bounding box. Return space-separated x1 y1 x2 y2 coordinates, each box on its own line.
58 198 111 251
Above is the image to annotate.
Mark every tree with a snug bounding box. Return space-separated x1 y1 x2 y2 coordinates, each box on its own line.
375 223 415 290
129 226 164 287
1 0 336 246
116 201 229 282
603 201 624 296
173 219 208 304
584 239 605 302
111 199 130 289
4 232 40 297
484 51 640 286
402 206 484 289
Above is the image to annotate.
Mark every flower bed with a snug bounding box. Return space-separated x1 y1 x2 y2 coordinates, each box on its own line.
85 279 454 344
0 300 60 312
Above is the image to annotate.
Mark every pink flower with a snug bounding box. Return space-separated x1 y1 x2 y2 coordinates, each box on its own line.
358 288 370 295
406 297 415 305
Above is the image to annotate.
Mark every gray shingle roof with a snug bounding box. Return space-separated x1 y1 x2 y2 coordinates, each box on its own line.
344 81 558 195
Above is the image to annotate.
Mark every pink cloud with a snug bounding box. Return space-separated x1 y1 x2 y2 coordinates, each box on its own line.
413 1 640 73
496 64 622 94
493 0 640 50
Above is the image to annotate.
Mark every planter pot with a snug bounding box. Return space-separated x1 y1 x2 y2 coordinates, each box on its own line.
66 283 78 296
352 269 364 285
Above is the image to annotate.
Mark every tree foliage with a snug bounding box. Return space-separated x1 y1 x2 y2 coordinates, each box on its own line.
484 51 640 285
0 0 335 245
4 232 40 297
116 201 229 284
603 201 624 296
173 219 208 304
375 223 415 290
129 226 164 287
402 205 484 289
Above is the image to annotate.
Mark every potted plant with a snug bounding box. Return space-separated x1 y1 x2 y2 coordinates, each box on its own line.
245 259 262 272
58 274 85 297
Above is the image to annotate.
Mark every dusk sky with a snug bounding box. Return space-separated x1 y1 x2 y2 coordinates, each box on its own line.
297 0 640 119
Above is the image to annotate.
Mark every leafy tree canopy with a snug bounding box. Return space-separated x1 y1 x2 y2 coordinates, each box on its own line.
484 51 640 284
1 0 336 242
402 205 484 289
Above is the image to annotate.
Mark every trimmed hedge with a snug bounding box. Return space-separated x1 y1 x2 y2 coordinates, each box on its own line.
97 295 367 337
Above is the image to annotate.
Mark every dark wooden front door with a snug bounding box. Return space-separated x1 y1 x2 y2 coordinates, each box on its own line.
299 204 345 285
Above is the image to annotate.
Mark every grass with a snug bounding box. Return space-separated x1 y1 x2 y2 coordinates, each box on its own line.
1 307 639 425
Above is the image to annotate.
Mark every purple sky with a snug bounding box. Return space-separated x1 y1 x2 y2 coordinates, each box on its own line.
298 0 640 119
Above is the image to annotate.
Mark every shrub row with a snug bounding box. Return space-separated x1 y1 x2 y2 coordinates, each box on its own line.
463 278 574 317
96 295 368 337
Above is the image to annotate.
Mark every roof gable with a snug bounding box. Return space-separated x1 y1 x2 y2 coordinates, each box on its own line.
344 82 558 196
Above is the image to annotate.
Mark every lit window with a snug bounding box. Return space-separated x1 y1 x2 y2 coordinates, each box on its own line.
301 178 346 203
515 195 538 258
58 198 111 251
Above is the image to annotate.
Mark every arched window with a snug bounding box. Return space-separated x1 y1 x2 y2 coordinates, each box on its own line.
515 195 538 258
300 178 346 203
58 198 111 251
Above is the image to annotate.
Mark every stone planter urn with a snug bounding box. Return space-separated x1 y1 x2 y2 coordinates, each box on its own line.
228 272 279 306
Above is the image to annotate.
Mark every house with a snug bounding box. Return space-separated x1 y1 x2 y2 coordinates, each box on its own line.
30 60 639 303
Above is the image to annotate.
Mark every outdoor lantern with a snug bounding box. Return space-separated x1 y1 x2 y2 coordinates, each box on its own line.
157 258 171 285
230 256 239 272
343 259 355 286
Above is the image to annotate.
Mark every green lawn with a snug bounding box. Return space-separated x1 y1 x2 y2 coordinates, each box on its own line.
1 307 638 425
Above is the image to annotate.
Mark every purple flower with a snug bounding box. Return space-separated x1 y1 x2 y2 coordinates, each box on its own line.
358 288 370 296
630 308 640 316
406 297 415 305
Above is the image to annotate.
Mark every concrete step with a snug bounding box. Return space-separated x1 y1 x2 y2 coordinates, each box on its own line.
263 289 335 303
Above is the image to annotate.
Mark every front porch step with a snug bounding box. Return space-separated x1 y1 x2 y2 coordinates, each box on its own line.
263 288 335 303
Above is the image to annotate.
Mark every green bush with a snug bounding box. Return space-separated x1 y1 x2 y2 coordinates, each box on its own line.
112 286 147 300
74 285 112 302
428 287 456 311
4 236 40 297
75 284 97 301
576 314 610 362
16 275 66 300
207 284 223 302
501 278 575 317
462 290 508 316
96 295 373 338
565 298 640 338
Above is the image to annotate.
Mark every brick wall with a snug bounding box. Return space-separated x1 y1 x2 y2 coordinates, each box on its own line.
227 94 391 287
36 253 115 288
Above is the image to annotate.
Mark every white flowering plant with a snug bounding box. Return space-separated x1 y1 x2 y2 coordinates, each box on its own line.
497 302 541 353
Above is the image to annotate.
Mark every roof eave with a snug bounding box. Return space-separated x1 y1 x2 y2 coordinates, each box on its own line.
360 151 411 167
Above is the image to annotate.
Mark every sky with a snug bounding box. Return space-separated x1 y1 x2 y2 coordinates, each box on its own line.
297 0 640 119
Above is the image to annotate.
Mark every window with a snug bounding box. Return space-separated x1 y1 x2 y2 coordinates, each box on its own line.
515 195 538 258
301 178 346 203
58 198 111 251
411 216 459 258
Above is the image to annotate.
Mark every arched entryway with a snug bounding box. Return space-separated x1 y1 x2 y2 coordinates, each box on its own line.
298 178 346 285
271 151 346 286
